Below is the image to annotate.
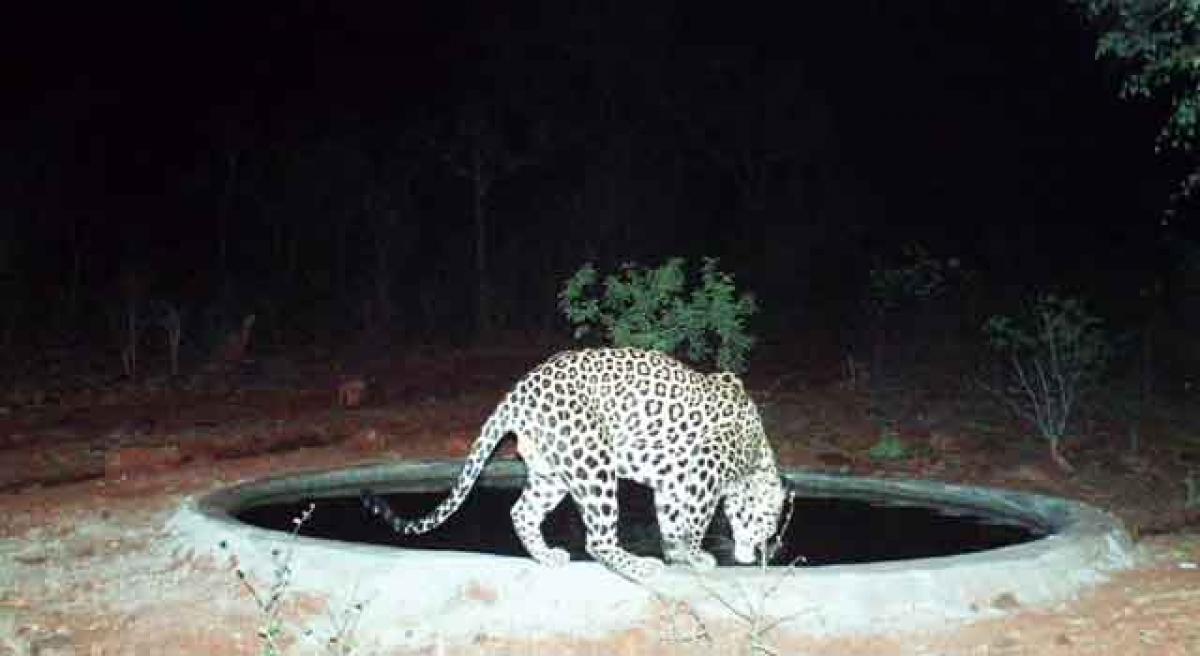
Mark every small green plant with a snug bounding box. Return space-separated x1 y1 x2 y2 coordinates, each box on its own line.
867 427 910 461
220 503 367 655
559 257 757 372
1186 470 1199 509
981 294 1111 471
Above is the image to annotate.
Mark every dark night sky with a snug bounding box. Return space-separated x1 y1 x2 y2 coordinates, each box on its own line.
0 1 1182 340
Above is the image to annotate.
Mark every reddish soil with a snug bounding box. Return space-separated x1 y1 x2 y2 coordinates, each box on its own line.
2 346 1199 655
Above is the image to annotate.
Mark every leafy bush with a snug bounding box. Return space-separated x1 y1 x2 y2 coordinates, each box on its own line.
982 294 1111 471
558 257 757 372
866 243 957 315
859 243 975 396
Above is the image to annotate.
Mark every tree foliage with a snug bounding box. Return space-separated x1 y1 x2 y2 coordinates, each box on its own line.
1077 0 1200 189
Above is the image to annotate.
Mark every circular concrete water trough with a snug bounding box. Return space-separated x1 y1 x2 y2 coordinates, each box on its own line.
167 460 1136 650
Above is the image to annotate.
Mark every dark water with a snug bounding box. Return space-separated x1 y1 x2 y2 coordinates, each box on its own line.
235 481 1046 566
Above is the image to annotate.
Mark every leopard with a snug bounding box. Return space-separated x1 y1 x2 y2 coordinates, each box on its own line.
361 347 787 581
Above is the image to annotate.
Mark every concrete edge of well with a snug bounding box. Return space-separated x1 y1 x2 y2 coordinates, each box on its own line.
166 460 1138 649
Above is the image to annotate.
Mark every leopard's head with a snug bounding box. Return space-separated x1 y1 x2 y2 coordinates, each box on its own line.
724 471 788 564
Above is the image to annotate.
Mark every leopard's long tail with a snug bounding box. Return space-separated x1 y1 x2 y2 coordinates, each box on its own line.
361 411 509 536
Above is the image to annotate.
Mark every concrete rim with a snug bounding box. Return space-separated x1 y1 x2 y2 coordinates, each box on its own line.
168 460 1137 648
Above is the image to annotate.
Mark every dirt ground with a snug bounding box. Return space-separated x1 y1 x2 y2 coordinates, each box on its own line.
2 346 1199 655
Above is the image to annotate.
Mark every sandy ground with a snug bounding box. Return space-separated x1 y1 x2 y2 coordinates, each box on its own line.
2 350 1199 655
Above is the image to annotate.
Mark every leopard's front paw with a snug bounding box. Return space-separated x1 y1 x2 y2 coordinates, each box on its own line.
684 550 717 571
630 555 666 580
664 546 717 571
533 547 571 568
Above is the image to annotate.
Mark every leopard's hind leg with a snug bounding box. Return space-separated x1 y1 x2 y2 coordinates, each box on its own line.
511 469 570 567
566 438 665 580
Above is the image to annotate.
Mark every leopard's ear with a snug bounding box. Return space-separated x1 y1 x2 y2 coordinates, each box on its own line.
711 371 745 392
